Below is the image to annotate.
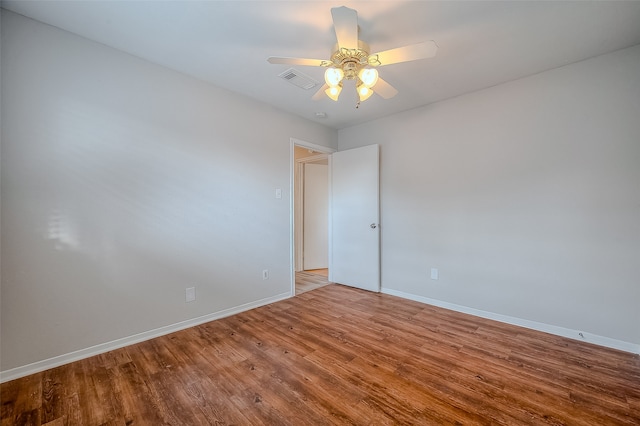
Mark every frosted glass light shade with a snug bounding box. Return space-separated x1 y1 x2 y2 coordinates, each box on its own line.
325 85 342 101
358 68 379 88
325 68 344 87
358 85 373 101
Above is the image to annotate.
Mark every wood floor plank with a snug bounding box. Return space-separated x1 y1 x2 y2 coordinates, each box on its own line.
4 372 42 426
41 419 64 426
40 369 64 425
295 271 331 295
109 361 166 425
2 284 639 425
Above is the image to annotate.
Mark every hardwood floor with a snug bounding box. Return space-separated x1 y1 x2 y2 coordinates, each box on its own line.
2 284 639 425
295 269 330 295
304 269 329 277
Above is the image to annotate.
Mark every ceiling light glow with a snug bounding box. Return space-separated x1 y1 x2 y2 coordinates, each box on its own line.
358 85 373 101
358 68 379 88
325 85 342 101
325 68 344 86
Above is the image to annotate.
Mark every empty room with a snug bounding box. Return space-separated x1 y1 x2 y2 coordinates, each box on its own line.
1 1 639 424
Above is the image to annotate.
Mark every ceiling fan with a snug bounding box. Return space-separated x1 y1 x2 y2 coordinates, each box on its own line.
268 6 437 104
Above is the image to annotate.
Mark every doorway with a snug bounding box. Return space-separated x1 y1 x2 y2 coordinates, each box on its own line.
291 139 335 295
290 140 381 295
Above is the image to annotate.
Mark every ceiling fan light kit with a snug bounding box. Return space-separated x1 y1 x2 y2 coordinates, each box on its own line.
357 84 374 102
268 6 437 105
322 42 381 103
324 67 344 87
359 68 379 88
325 84 343 101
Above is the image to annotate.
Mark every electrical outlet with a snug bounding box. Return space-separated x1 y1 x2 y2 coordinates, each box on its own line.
185 287 196 303
262 269 269 280
430 268 439 280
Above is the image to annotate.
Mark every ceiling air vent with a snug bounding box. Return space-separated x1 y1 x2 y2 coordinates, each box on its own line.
278 68 319 90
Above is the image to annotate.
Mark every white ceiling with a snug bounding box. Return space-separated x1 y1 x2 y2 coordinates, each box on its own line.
3 1 640 129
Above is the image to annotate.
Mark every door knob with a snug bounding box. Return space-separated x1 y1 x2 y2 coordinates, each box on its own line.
370 223 378 229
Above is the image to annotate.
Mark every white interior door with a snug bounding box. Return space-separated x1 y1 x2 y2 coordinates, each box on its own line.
330 144 380 292
303 163 328 270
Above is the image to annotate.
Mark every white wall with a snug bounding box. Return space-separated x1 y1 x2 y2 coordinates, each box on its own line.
0 11 337 374
339 45 640 349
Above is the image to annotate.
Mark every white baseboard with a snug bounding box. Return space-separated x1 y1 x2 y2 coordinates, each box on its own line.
381 288 640 355
0 292 291 383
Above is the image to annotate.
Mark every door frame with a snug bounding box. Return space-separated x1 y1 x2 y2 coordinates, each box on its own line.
290 138 336 296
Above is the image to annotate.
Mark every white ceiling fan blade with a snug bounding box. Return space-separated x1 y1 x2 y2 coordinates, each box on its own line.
312 84 329 101
331 6 358 50
369 41 438 66
373 77 398 99
267 57 330 67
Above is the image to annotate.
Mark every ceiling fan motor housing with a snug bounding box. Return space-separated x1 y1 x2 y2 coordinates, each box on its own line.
330 40 372 80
